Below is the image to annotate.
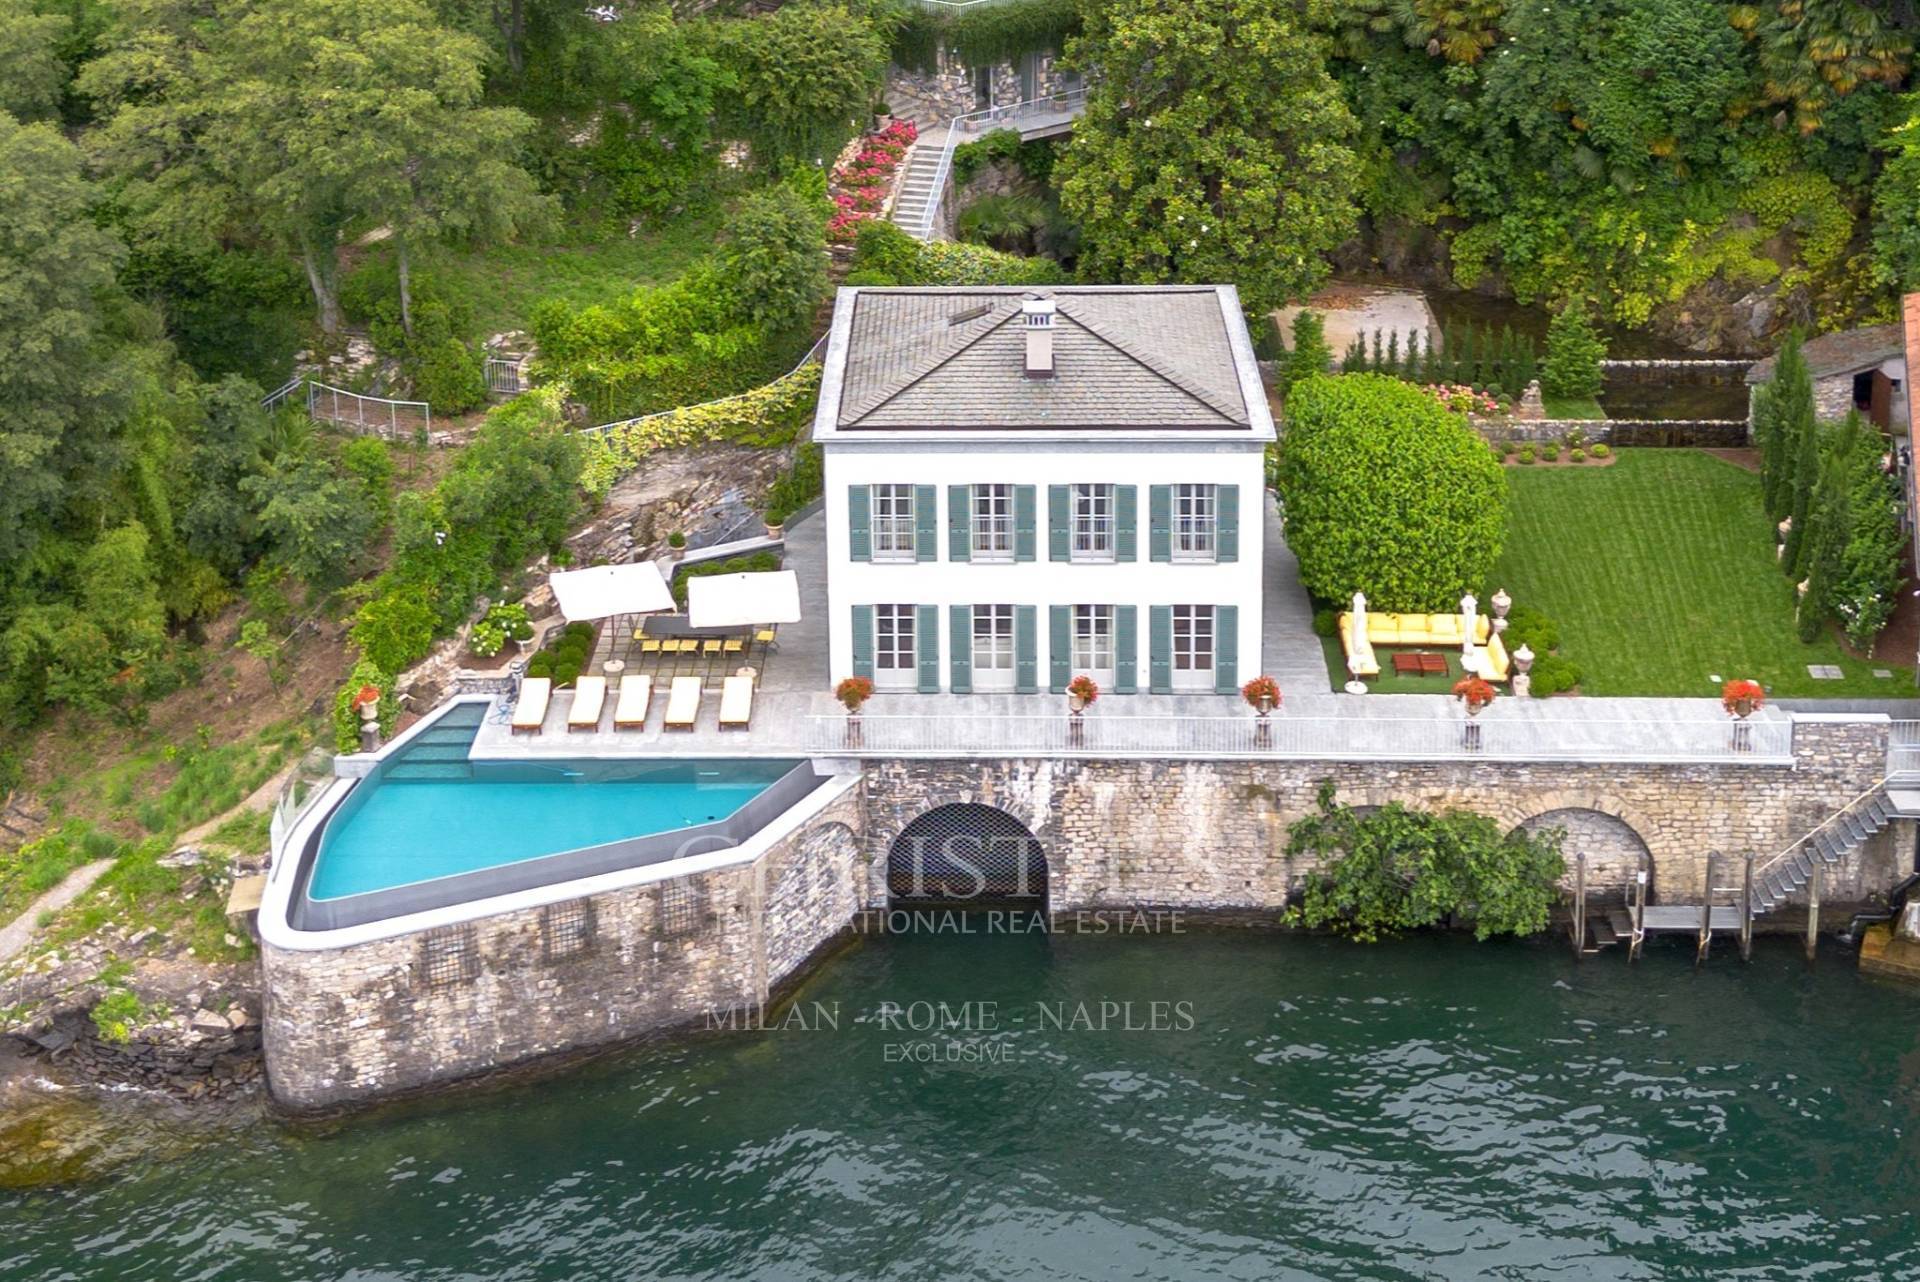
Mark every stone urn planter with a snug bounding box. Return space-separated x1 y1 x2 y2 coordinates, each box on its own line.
836 676 873 748
1065 675 1098 747
1722 678 1764 751
1452 676 1495 751
1242 675 1281 749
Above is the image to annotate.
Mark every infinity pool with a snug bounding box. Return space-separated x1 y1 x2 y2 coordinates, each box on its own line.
309 704 802 901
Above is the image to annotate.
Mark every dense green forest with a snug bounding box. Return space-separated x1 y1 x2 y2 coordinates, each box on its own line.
6 0 1920 792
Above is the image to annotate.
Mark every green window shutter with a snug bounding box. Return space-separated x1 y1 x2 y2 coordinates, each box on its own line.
1213 605 1239 693
1149 485 1172 562
1014 485 1037 562
1014 605 1038 693
851 605 874 679
915 604 940 692
1048 605 1072 693
1113 605 1137 693
848 487 871 562
914 484 937 562
948 485 971 562
1115 485 1138 562
1048 485 1071 562
1216 485 1239 563
1149 605 1173 693
949 605 972 693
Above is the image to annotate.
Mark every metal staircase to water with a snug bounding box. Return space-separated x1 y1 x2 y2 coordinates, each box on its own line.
1570 780 1920 963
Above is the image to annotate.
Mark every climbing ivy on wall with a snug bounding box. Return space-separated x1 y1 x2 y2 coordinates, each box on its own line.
892 0 1080 78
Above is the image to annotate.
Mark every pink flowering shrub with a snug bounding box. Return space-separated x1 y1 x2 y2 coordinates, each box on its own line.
827 121 919 244
1420 383 1501 416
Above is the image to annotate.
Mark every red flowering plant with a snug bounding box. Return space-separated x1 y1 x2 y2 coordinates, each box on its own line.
835 675 874 712
1066 674 1100 707
352 684 383 710
825 120 920 244
1452 675 1497 713
1721 678 1765 718
1242 675 1282 712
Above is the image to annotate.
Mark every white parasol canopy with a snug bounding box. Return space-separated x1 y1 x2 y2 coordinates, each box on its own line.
689 570 802 629
549 562 675 622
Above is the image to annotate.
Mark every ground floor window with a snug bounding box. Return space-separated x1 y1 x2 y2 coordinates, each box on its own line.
1172 605 1215 689
875 604 916 688
973 604 1015 690
1073 604 1115 683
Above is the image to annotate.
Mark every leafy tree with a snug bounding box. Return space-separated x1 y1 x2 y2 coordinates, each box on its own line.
1872 91 1920 290
1835 418 1907 650
84 0 546 336
0 111 127 572
79 522 168 667
0 0 68 120
1729 0 1909 135
718 180 829 334
348 584 437 673
180 377 274 577
1056 0 1360 315
241 452 382 591
1285 310 1334 393
1276 373 1508 611
707 4 887 168
1284 784 1567 942
1540 299 1605 400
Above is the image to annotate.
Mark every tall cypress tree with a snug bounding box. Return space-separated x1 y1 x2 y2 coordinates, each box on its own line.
1498 325 1519 397
1439 322 1458 383
1455 325 1476 386
1766 333 1813 521
1751 381 1783 524
1371 328 1385 371
1385 329 1400 378
1784 410 1823 578
1517 335 1539 394
1404 329 1422 380
1342 334 1367 373
1799 415 1859 641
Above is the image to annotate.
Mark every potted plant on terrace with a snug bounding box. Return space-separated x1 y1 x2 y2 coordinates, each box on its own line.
1722 678 1765 719
836 675 873 747
1242 675 1282 716
1067 674 1099 714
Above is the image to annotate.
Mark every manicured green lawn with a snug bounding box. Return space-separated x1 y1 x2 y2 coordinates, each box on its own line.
1491 449 1912 697
1540 394 1605 420
1317 636 1468 693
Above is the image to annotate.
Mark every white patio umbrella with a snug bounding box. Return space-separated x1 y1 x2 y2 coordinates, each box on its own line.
548 561 675 622
688 570 803 630
1350 590 1368 639
1459 592 1483 677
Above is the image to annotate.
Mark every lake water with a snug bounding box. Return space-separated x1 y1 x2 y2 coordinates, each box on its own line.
5 930 1918 1280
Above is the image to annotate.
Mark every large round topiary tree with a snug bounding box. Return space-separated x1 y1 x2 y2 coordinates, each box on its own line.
1277 374 1509 612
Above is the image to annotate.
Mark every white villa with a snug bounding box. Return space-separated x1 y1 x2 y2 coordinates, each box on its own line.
812 285 1276 697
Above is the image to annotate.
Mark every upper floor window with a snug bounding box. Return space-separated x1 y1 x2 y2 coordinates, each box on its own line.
972 484 1013 561
1072 484 1115 561
1175 484 1217 562
872 484 916 561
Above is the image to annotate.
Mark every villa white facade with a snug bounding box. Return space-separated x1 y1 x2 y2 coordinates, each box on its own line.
812 285 1276 696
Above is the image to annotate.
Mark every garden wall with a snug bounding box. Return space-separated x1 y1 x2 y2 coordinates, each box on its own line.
860 717 1899 915
1494 418 1749 447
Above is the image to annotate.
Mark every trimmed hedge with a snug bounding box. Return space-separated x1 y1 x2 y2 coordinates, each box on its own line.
577 362 822 496
1277 374 1509 612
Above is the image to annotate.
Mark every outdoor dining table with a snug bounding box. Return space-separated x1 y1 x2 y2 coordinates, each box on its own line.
640 614 743 641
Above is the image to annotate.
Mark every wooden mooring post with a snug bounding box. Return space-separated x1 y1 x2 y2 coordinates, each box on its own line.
1697 854 1714 966
1571 852 1588 957
1629 868 1647 963
1739 852 1754 962
1806 862 1821 965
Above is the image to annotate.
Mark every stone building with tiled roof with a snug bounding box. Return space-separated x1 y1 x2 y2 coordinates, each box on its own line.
1745 321 1908 430
812 285 1275 697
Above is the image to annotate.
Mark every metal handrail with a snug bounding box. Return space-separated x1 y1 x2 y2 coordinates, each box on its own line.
908 87 1089 241
578 335 827 439
1746 775 1888 912
810 710 1794 762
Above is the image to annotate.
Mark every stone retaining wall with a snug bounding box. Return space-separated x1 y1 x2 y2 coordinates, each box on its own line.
858 719 1898 912
1490 419 1749 447
261 781 864 1112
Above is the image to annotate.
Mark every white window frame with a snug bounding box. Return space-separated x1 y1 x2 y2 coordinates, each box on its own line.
971 484 1013 562
1174 484 1218 563
972 604 1016 691
1171 605 1215 690
1072 484 1115 562
872 485 917 563
874 604 917 689
1072 604 1115 683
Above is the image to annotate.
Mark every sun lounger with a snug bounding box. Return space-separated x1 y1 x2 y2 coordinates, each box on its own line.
664 676 702 729
567 676 607 731
613 674 654 728
510 678 552 733
718 675 754 729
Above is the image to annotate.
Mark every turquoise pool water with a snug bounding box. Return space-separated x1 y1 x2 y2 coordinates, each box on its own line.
309 705 799 900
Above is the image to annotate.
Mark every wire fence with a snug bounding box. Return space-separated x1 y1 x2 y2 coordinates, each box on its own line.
304 380 433 440
906 87 1089 241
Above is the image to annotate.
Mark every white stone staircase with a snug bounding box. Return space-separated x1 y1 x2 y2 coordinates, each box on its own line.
889 136 949 241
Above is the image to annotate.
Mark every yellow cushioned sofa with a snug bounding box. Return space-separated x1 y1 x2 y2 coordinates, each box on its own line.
1337 612 1510 682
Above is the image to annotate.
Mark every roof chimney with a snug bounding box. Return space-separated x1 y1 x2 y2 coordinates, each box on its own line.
1021 296 1056 380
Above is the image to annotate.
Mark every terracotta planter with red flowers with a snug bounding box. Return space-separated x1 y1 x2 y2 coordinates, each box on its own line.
1721 678 1765 719
1066 674 1099 714
1242 675 1282 716
835 675 874 714
1452 676 1496 716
